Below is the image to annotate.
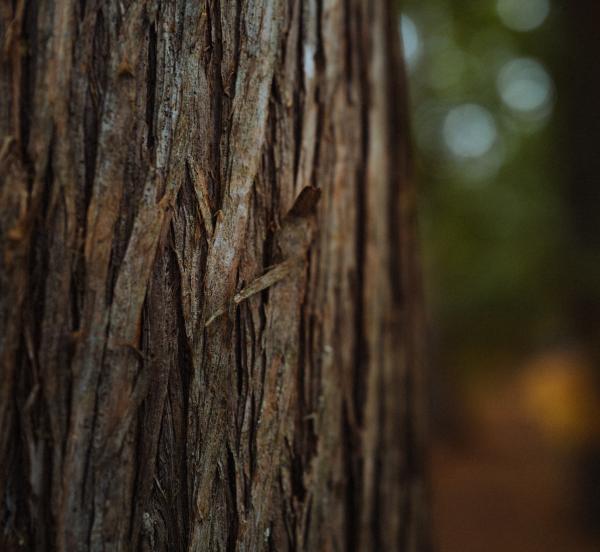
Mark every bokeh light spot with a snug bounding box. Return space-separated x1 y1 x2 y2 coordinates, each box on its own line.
497 0 550 32
400 14 421 69
497 57 553 117
443 104 498 159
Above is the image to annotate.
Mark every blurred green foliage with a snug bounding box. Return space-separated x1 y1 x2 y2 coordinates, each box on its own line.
400 0 568 371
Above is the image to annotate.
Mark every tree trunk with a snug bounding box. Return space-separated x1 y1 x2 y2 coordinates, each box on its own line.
0 1 427 550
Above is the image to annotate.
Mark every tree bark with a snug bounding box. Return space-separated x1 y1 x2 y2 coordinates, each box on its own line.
0 0 427 550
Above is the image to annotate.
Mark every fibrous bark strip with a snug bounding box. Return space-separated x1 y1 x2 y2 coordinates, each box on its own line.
0 1 428 550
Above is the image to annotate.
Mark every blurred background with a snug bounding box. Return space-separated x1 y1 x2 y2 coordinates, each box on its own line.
398 0 600 550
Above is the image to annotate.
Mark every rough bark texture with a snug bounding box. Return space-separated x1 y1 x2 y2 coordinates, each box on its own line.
0 0 427 550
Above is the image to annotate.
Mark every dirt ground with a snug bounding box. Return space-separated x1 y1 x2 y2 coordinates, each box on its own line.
431 353 600 552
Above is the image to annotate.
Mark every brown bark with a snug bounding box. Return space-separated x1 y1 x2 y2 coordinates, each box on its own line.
0 0 428 550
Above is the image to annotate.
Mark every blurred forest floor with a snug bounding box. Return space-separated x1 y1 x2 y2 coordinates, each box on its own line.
431 349 600 552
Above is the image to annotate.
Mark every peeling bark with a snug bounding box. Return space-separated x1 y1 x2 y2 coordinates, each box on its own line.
0 0 428 550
